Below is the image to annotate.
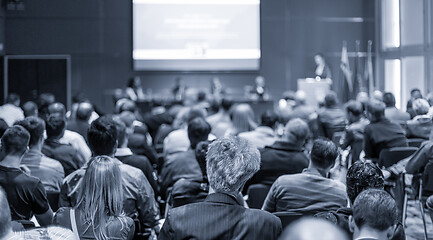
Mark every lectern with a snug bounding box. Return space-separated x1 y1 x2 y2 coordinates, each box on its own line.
297 78 332 107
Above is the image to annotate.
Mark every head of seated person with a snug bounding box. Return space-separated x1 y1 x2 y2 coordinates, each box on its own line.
229 104 256 134
188 117 211 150
0 125 30 164
345 100 363 124
412 98 430 116
280 217 349 240
87 116 117 157
383 92 397 108
76 102 94 122
350 189 399 240
367 100 386 123
346 160 384 206
37 93 55 121
45 115 66 140
324 91 339 108
260 110 278 129
309 138 338 177
206 136 260 195
48 102 66 118
6 93 20 107
22 101 38 118
15 116 45 150
284 118 310 147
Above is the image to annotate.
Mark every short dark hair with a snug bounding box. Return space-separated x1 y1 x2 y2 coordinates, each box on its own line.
197 91 206 101
6 93 20 104
310 138 338 169
324 92 338 108
260 110 278 128
87 116 117 155
367 100 386 120
345 100 363 117
195 140 212 181
15 117 45 147
353 189 398 231
188 117 211 149
346 160 384 204
382 92 396 108
45 115 66 138
410 88 421 96
22 101 38 118
113 117 127 147
221 98 233 111
1 125 29 155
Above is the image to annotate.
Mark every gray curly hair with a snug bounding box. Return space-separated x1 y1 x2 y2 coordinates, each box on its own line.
206 136 260 193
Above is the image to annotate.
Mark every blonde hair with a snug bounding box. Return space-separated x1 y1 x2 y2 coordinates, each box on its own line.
75 156 127 240
230 104 257 135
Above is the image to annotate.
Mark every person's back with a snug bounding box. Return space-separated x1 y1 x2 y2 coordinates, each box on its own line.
318 92 346 139
238 110 278 149
262 138 346 214
160 137 282 240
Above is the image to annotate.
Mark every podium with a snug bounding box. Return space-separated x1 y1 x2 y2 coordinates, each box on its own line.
297 78 332 107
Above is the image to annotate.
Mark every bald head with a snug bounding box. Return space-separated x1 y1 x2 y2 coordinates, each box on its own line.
76 102 93 121
0 187 12 238
280 218 348 240
48 102 66 118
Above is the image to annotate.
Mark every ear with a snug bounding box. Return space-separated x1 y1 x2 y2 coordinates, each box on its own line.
386 224 397 240
348 215 355 233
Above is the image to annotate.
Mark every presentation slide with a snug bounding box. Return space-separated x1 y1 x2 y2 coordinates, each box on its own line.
133 0 260 71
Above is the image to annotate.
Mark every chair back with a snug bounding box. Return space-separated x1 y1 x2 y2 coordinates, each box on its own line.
46 191 60 212
407 138 425 148
247 184 271 209
378 147 418 168
273 212 303 229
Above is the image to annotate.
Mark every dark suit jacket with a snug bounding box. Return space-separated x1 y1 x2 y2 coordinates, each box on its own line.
159 193 282 240
317 107 346 139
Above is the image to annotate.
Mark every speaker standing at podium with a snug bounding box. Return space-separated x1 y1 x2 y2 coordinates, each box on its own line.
314 53 332 80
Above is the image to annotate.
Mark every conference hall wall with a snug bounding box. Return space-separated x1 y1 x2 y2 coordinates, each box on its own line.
2 0 374 112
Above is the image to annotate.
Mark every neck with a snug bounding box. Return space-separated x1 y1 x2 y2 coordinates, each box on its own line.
308 164 329 178
29 141 43 152
354 226 389 240
0 155 22 168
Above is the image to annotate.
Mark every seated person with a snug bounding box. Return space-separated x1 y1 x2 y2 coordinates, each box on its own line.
16 117 65 192
238 110 278 149
113 118 157 195
54 156 135 239
0 93 24 127
317 92 346 140
340 100 369 162
246 118 310 189
383 92 410 124
159 137 282 239
407 88 423 119
279 218 349 240
406 98 432 140
22 101 38 118
364 100 408 161
60 116 159 233
160 117 211 200
171 140 211 207
66 102 93 142
42 115 83 176
406 141 433 175
0 126 53 226
48 102 91 162
350 189 399 240
262 138 346 214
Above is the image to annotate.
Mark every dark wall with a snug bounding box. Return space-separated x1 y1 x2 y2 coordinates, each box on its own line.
3 0 375 112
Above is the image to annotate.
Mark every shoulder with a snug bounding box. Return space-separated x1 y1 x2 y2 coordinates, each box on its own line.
42 156 65 172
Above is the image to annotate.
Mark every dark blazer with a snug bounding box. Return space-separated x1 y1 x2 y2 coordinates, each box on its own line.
159 193 282 240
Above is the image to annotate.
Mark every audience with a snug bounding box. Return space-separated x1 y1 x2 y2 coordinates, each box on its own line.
238 110 278 149
16 117 65 192
350 189 399 240
317 91 346 140
340 100 369 162
22 101 39 118
48 102 92 162
262 138 346 214
54 156 135 240
42 114 83 176
159 136 282 239
60 116 159 234
66 102 93 142
246 118 310 189
0 93 24 126
280 217 349 240
160 117 211 199
363 100 408 161
0 125 53 227
405 98 432 139
383 92 410 124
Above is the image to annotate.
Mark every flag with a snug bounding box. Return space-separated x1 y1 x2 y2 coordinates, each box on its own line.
340 41 353 101
354 40 364 95
364 40 374 96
